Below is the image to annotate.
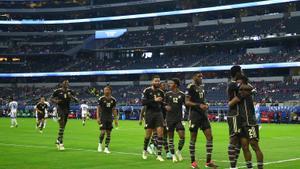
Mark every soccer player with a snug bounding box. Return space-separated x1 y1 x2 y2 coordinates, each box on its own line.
139 106 157 155
35 96 48 133
160 81 172 159
254 102 262 130
165 78 185 162
97 85 118 154
141 75 165 161
8 97 18 128
52 106 58 122
43 101 50 129
186 73 217 168
227 65 244 169
80 101 89 126
232 75 264 169
51 80 79 151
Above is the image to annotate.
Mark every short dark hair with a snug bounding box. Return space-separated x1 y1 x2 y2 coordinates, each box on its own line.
171 78 180 87
193 72 203 77
230 65 242 78
152 75 160 80
104 85 112 91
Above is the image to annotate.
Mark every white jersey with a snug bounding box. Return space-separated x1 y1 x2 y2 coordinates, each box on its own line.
8 101 18 118
80 104 89 117
45 101 50 117
52 107 57 116
34 105 38 118
255 104 260 119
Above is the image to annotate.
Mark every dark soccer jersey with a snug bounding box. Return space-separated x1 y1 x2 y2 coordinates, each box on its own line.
227 81 240 117
165 90 185 122
98 96 117 121
238 90 257 126
142 87 165 114
186 83 206 112
36 102 48 114
51 88 75 109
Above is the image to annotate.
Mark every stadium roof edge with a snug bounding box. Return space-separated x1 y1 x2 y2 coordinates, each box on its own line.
0 62 299 78
0 0 297 25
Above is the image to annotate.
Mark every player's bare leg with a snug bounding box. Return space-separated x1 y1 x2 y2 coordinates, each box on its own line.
250 140 264 169
241 138 253 169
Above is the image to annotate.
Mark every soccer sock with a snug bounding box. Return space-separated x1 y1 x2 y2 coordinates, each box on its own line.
43 121 47 128
178 138 185 151
257 161 263 169
246 161 253 169
189 140 196 163
163 136 169 153
105 134 111 148
168 138 175 154
14 119 18 125
228 144 237 168
206 140 213 163
11 119 14 126
143 137 150 151
39 122 44 130
234 144 241 166
57 127 64 144
157 137 163 156
151 132 158 148
99 133 105 144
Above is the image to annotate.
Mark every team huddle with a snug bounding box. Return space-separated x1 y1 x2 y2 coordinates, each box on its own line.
5 65 263 169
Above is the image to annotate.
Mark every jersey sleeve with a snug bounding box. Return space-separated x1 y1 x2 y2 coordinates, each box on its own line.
98 98 103 106
185 84 194 97
51 89 59 98
228 82 241 100
112 99 117 108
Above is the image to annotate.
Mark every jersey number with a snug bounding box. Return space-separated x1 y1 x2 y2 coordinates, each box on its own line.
248 127 257 139
199 92 203 99
173 98 178 103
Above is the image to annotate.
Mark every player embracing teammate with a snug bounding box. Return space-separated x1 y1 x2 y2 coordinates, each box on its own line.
227 65 264 169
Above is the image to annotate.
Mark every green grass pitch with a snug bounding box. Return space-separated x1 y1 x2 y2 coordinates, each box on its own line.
0 118 299 169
